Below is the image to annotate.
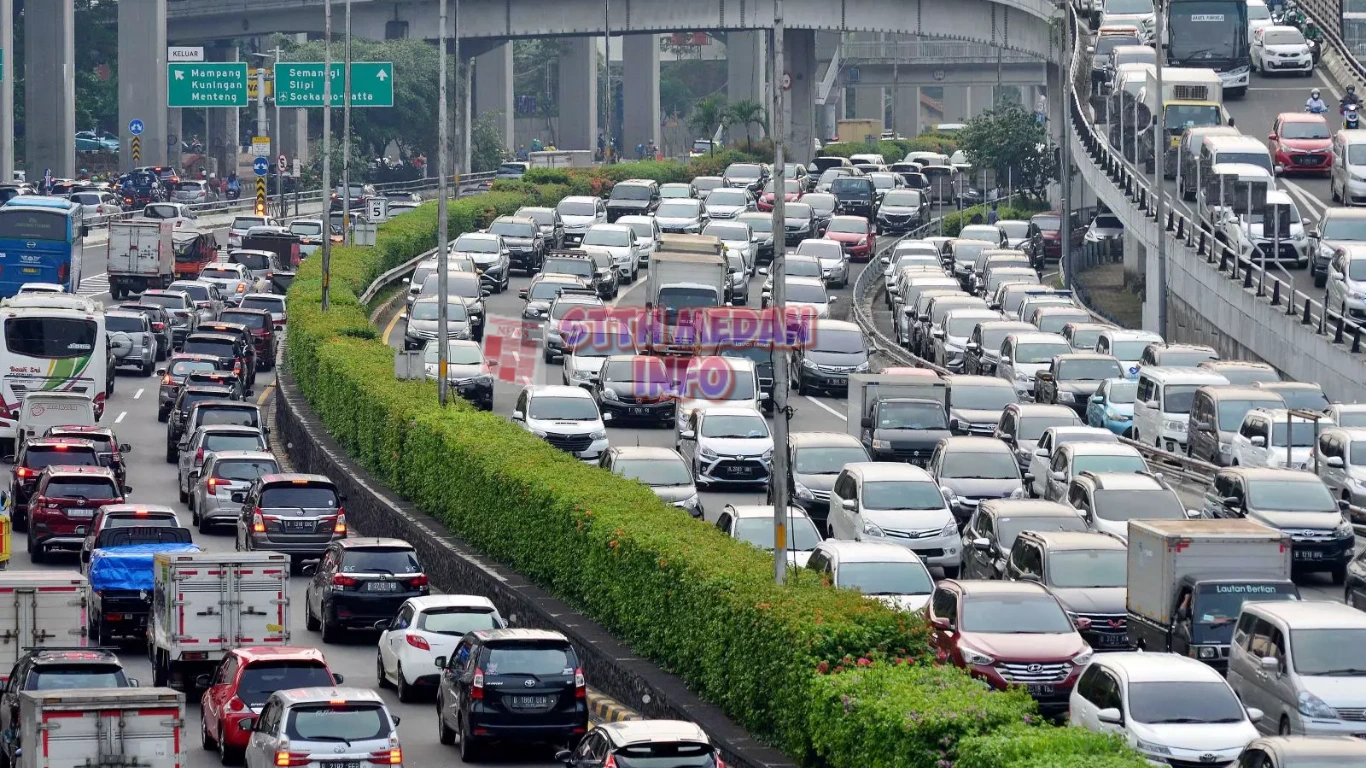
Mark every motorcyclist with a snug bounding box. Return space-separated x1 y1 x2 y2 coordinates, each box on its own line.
1307 89 1328 113
1343 85 1363 114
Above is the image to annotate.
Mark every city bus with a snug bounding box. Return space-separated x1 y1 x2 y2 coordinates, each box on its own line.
0 196 87 298
0 293 106 451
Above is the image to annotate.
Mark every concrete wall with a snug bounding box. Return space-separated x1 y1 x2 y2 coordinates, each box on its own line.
26 0 74 178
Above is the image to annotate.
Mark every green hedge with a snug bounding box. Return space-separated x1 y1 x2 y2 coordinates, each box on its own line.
956 725 1153 768
519 150 768 197
286 179 1143 768
942 198 1052 237
819 135 961 161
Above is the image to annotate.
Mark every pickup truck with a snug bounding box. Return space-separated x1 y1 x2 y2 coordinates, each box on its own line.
86 528 199 645
847 372 951 465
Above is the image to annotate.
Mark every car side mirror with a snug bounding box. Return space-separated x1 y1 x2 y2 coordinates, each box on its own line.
195 674 212 688
300 563 317 576
841 498 857 511
1144 400 1159 409
511 410 525 422
518 288 528 299
1250 436 1266 447
679 429 696 440
1049 470 1066 482
556 750 574 764
1246 707 1264 724
128 678 139 687
1260 656 1280 672
156 368 166 376
971 537 991 552
119 443 132 453
1186 508 1203 519
999 356 1012 365
481 289 492 298
1338 498 1352 512
930 616 952 631
1327 456 1345 468
122 486 133 494
860 416 874 429
375 619 393 630
1096 707 1122 725
965 342 979 351
1267 134 1277 142
829 296 838 304
1090 395 1103 403
1221 495 1242 508
1073 616 1092 631
758 267 769 275
239 718 256 732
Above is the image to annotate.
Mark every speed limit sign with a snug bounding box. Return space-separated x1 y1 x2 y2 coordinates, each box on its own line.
277 154 287 172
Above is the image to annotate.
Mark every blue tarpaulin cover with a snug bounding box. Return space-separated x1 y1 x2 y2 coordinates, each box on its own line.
88 543 201 592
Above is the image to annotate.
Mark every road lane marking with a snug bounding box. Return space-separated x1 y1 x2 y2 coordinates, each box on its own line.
1282 180 1327 216
114 411 126 424
133 387 144 400
257 383 276 405
383 304 405 347
803 395 847 421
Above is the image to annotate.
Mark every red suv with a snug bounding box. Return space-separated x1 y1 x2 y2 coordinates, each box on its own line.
198 646 341 763
42 426 132 489
218 308 277 372
28 465 128 563
928 580 1091 716
6 438 102 532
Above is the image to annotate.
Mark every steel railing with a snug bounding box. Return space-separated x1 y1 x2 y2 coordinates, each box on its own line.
841 40 1041 64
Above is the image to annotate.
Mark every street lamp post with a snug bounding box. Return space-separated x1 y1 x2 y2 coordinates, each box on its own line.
770 0 790 584
437 0 450 407
343 0 353 246
321 0 333 312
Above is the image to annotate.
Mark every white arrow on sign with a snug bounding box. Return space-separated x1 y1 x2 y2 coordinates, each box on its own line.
376 70 388 81
174 70 185 81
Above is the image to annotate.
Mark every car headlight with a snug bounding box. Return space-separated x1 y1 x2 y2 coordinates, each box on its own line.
600 388 620 401
802 358 820 370
1195 645 1219 660
1164 420 1186 432
1014 370 1032 382
793 482 815 501
525 308 542 318
588 429 607 440
1135 740 1172 757
1072 649 1093 667
862 521 885 537
698 446 719 461
1298 690 1337 719
760 449 773 460
856 237 868 246
1107 408 1132 422
1056 391 1074 403
571 368 592 380
941 522 958 537
681 494 700 509
871 439 891 450
855 361 871 372
1337 520 1355 538
531 429 548 438
959 646 994 666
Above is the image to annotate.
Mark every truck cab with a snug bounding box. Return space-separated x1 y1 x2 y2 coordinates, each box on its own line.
847 372 951 465
1137 66 1226 176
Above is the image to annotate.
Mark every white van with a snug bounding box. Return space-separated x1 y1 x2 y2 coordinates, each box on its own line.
16 392 97 443
1132 368 1229 452
1330 129 1366 207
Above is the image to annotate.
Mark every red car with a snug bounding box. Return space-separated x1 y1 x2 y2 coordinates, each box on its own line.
928 580 1092 716
1268 112 1332 175
28 465 127 563
758 179 804 211
822 215 877 262
1030 211 1063 263
199 646 341 762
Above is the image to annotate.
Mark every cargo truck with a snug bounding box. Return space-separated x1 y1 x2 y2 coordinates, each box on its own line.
847 372 951 466
106 220 175 299
646 237 728 355
0 572 90 684
837 119 882 144
1127 518 1299 671
147 551 291 689
16 688 184 768
87 530 198 646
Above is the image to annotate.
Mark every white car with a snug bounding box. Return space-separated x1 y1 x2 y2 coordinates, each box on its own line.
674 356 761 431
883 248 941 280
562 326 637 388
1026 426 1120 498
782 276 836 320
702 220 755 274
1252 25 1314 75
795 238 849 287
995 331 1072 398
69 190 122 217
376 595 504 701
16 282 66 295
677 405 774 488
242 688 404 768
227 215 274 248
1327 403 1366 428
555 195 606 245
1095 328 1163 379
805 540 936 611
289 218 328 256
513 385 609 462
1316 426 1366 503
653 198 706 234
1326 243 1366 320
827 462 963 576
581 223 642 283
196 262 257 306
616 215 659 266
715 505 821 566
1131 368 1230 452
1246 0 1274 43
1071 653 1261 764
703 188 754 219
1230 408 1331 470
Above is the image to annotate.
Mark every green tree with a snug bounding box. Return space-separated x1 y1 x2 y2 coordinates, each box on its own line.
686 95 726 145
958 106 1058 199
724 100 766 152
470 112 509 173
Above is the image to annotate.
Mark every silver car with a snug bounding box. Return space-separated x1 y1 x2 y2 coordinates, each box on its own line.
233 473 346 571
167 279 226 324
190 450 279 533
403 296 472 350
242 688 403 768
176 425 269 504
196 262 256 307
171 180 216 205
104 310 157 376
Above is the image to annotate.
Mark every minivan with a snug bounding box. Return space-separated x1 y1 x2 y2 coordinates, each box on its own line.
16 392 96 445
1330 128 1366 206
1131 368 1229 452
1186 385 1287 465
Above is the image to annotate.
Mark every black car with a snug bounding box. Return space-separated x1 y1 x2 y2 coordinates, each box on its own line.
157 353 232 421
487 215 546 275
180 332 252 392
604 179 660 222
41 426 132 490
195 321 259 387
591 354 678 427
303 538 430 640
165 386 238 457
0 647 134 764
736 212 777 264
435 628 588 760
830 177 878 219
876 189 929 234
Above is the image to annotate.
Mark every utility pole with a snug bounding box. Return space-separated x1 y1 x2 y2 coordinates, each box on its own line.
770 0 790 585
437 0 450 407
604 0 612 163
1154 0 1169 338
321 0 333 311
343 0 353 246
272 47 283 219
1059 15 1073 290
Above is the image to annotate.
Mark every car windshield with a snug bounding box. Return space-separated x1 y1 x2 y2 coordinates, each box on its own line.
794 446 868 474
557 200 597 216
682 373 756 400
785 282 828 303
830 179 871 197
529 281 574 301
423 343 482 366
1014 342 1072 364
733 515 822 551
862 481 946 510
805 194 837 213
104 315 144 333
416 607 500 636
656 201 701 218
625 221 655 239
1268 420 1319 447
783 260 823 280
1093 489 1186 521
196 408 258 428
213 459 279 482
700 414 769 439
1287 629 1366 675
1127 681 1246 725
232 217 266 230
812 329 865 354
980 327 1026 352
528 395 599 421
173 284 210 301
410 301 468 322
1072 454 1148 475
341 548 421 574
1279 119 1327 141
570 332 635 358
739 216 773 233
786 204 813 219
961 595 1073 633
1321 214 1366 241
950 385 1018 410
1059 359 1122 380
611 185 653 201
1018 414 1079 441
704 224 749 242
884 191 923 208
727 164 762 180
1246 479 1336 512
601 358 669 384
1161 348 1219 367
946 316 993 337
1111 339 1156 360
999 221 1030 238
219 312 269 331
454 236 499 254
104 515 176 528
241 296 284 313
1271 387 1330 411
876 401 948 429
837 561 934 596
1033 216 1061 232
827 218 867 235
798 241 843 260
22 446 97 469
286 704 391 741
1215 398 1281 430
42 478 118 499
485 643 574 675
167 360 218 378
583 228 631 247
237 662 333 706
551 301 602 321
1158 384 1201 414
707 190 748 206
203 433 266 453
940 451 1019 479
259 484 338 508
615 458 692 487
997 515 1089 550
26 665 127 690
290 221 323 237
141 295 188 310
1047 549 1126 588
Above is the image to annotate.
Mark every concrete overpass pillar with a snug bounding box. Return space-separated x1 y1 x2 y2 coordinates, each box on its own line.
557 37 597 153
785 29 817 166
166 108 182 170
941 87 968 124
727 30 767 135
853 87 884 126
0 0 13 182
621 34 660 157
822 102 838 143
204 46 240 178
26 0 75 178
473 43 514 151
893 86 919 138
119 0 168 172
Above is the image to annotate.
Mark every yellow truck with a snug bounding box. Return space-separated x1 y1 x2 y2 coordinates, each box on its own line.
1136 67 1226 178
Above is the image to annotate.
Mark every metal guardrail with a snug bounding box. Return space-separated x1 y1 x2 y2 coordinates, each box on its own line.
841 40 1040 64
1301 0 1366 74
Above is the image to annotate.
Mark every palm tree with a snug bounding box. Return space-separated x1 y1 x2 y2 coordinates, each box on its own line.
687 96 727 154
725 100 767 152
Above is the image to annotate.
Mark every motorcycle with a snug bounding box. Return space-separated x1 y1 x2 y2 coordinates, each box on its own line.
1308 102 1329 114
1347 108 1361 130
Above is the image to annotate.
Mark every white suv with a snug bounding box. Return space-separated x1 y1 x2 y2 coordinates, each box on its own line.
827 462 962 577
243 688 404 768
1231 407 1331 470
227 215 275 248
512 385 609 462
1326 242 1366 321
1314 426 1366 504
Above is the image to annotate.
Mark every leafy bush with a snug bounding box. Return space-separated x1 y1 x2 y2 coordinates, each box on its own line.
819 135 960 162
955 724 1150 768
942 198 1051 237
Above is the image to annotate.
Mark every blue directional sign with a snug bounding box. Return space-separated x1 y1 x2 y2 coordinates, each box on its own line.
128 119 145 136
252 157 269 177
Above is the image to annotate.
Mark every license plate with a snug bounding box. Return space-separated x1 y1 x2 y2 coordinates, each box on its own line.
510 695 550 708
1295 549 1324 560
726 466 752 476
365 580 400 592
628 406 649 416
281 520 313 532
21 267 39 275
65 509 93 520
1095 633 1128 647
320 762 362 768
1026 684 1055 696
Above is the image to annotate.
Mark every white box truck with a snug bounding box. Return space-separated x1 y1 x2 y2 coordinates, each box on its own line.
106 220 175 299
0 572 89 684
846 372 951 466
17 688 184 768
646 238 728 355
147 551 290 689
1127 518 1298 671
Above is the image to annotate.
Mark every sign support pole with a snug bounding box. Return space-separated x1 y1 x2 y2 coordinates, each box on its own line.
321 0 333 312
343 0 353 246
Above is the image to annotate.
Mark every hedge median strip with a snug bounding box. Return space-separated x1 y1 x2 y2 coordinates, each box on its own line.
285 157 1142 766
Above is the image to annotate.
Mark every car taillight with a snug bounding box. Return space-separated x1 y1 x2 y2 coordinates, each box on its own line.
334 512 346 535
603 755 618 768
405 633 430 651
228 697 245 712
715 756 727 768
15 467 34 479
194 448 204 464
407 573 428 589
251 509 265 533
368 749 402 766
333 574 359 587
234 362 243 375
207 477 222 490
274 750 310 767
471 668 485 699
152 322 165 331
575 667 586 699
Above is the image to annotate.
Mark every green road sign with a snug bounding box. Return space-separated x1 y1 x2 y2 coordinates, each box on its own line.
167 62 249 108
273 62 394 108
